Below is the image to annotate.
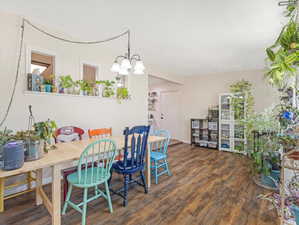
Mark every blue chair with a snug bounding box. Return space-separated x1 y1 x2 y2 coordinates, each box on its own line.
110 125 150 207
62 139 117 225
150 129 171 184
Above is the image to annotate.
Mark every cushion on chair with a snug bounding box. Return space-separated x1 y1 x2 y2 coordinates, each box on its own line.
151 152 167 161
67 167 110 188
112 159 144 174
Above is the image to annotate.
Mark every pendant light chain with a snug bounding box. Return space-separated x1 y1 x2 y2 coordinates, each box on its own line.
0 18 131 128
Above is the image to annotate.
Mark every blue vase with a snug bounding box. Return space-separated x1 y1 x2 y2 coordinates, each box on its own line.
3 141 24 171
44 84 52 92
291 204 299 225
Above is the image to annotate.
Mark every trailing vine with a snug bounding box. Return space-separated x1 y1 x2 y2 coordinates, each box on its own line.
229 80 255 151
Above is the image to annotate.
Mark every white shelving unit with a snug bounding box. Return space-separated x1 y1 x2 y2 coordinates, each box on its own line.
218 93 247 154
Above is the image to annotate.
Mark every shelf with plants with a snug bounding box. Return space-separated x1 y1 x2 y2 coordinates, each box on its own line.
218 93 247 154
26 74 130 103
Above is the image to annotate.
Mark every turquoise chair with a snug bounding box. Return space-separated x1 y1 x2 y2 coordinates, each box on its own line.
150 130 171 184
62 139 117 225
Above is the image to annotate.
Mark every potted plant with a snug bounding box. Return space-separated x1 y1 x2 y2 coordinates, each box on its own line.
0 128 25 170
76 80 93 96
97 80 115 98
13 130 44 161
244 107 281 189
59 75 74 94
291 199 299 225
33 120 57 153
44 79 52 93
0 128 14 168
116 87 130 103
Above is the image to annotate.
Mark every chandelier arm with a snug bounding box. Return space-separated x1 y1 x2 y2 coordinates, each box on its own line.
130 54 141 61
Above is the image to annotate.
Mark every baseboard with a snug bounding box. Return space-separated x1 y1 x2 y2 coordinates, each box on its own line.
4 176 52 197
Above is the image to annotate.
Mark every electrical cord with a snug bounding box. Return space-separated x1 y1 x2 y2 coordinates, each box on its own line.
0 18 130 128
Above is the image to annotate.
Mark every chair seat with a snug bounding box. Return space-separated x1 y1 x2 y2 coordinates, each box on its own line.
151 152 167 161
112 159 144 174
67 167 110 188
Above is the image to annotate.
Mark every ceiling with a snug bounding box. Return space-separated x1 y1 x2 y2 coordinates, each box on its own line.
0 0 285 77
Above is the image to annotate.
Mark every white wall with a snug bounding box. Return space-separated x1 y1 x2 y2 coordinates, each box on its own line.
180 70 279 143
0 12 148 135
148 77 182 139
0 11 148 192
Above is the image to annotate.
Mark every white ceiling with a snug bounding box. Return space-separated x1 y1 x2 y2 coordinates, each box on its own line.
0 0 285 76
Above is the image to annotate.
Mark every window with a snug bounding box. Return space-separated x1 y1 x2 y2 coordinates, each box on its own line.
30 51 55 80
81 63 99 83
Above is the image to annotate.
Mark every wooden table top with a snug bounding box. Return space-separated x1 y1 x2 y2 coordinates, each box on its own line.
0 135 165 178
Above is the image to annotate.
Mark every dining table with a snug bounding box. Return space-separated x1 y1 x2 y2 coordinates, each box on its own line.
0 135 165 225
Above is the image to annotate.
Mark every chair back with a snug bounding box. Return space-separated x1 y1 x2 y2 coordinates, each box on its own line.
122 125 150 170
77 139 117 185
151 129 171 154
54 126 84 143
88 128 112 139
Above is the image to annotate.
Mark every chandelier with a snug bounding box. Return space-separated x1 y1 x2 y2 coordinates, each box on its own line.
111 31 145 75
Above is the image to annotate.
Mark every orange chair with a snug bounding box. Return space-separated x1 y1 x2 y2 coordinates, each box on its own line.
88 128 112 139
89 128 122 163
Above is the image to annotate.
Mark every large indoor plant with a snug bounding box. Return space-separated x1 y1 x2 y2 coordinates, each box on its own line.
244 106 281 188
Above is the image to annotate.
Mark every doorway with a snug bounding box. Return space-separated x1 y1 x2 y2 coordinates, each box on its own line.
148 75 182 144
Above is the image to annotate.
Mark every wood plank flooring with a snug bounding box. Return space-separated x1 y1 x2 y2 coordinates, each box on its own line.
0 144 278 225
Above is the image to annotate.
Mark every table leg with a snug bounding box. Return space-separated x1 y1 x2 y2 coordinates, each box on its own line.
52 164 61 225
0 178 4 212
146 143 151 189
36 169 43 206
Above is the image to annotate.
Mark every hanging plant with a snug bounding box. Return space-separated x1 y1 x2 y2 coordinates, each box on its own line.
265 3 299 88
116 87 130 103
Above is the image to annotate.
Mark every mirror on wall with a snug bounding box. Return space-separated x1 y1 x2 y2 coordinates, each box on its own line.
30 50 55 80
82 63 99 83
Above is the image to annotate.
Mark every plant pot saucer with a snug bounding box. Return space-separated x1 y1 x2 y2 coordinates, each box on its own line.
253 175 279 191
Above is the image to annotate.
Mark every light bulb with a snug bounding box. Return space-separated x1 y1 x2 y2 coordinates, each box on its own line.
120 58 132 69
134 69 144 75
119 67 129 75
134 60 145 71
111 62 120 73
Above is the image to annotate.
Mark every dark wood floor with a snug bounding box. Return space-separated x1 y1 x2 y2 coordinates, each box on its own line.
0 144 278 225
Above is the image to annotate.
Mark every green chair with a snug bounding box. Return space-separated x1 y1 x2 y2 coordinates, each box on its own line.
62 139 117 225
